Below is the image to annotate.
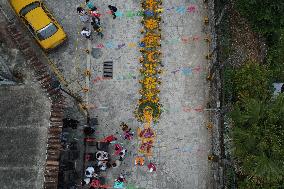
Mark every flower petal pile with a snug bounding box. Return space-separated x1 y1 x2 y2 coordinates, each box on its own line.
135 0 163 123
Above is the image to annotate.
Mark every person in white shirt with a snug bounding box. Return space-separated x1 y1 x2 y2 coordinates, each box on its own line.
85 166 95 177
82 177 90 185
98 161 107 171
112 159 121 168
119 149 127 161
96 151 109 161
81 27 92 40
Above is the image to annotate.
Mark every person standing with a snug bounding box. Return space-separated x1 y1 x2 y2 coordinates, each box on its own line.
81 27 92 40
114 144 123 155
84 126 95 135
77 7 84 13
70 119 79 129
147 162 156 172
123 129 133 140
112 159 122 168
91 22 104 39
82 178 91 186
90 9 101 27
85 166 95 178
108 5 117 19
119 149 127 161
77 7 89 22
114 173 126 188
63 118 79 129
101 134 117 144
86 0 97 11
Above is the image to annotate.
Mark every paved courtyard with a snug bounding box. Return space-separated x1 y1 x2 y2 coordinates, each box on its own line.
1 0 211 188
45 0 211 188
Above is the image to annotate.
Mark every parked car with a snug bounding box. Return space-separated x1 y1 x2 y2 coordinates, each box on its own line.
9 0 67 51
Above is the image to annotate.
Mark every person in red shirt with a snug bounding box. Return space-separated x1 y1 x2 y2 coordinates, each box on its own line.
90 178 111 188
101 135 117 143
148 162 156 172
114 144 123 156
90 178 101 188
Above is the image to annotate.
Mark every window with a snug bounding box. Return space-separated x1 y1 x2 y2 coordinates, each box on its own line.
21 17 36 36
36 23 58 40
27 24 36 35
19 1 40 16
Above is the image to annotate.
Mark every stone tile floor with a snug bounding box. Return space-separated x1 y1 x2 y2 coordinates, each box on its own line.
1 0 212 188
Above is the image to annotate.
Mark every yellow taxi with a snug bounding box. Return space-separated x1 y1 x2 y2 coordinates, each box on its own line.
9 0 67 51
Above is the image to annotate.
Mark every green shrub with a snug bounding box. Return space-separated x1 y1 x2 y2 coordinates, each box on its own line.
226 61 272 102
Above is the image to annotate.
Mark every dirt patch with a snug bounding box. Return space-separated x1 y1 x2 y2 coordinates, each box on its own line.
227 2 267 66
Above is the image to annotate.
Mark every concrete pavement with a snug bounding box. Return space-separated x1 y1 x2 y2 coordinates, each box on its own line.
44 0 211 188
1 0 212 187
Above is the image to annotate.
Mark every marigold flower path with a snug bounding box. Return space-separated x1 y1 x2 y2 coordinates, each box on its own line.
134 0 163 158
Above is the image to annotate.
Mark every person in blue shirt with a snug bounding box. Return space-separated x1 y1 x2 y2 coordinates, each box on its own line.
86 0 97 11
114 181 125 188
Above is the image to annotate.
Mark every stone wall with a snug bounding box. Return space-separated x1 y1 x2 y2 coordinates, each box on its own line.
206 0 225 188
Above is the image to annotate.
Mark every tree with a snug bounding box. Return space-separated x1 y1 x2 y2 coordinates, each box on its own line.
230 95 284 188
267 31 284 81
236 0 284 35
228 61 272 102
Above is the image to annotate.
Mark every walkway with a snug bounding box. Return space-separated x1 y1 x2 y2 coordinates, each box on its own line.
2 0 211 187
45 0 211 188
127 0 211 188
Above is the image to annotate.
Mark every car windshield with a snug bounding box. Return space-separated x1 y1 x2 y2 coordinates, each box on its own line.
37 23 58 40
19 1 40 16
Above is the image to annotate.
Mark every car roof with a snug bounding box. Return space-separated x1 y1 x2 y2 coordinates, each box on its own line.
25 7 52 31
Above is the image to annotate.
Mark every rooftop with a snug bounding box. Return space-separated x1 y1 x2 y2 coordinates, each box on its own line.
0 12 51 188
0 84 51 189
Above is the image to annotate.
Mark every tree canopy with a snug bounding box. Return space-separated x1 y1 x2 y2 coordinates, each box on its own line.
267 31 284 81
230 95 284 188
236 0 284 35
224 61 272 103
